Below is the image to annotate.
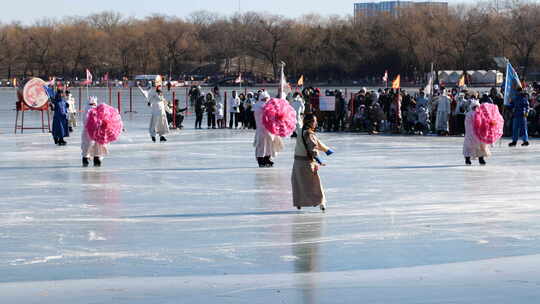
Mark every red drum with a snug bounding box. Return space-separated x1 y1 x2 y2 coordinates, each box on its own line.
23 78 49 109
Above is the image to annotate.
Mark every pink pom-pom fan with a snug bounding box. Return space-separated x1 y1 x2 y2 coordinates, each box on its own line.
262 98 297 137
85 104 123 145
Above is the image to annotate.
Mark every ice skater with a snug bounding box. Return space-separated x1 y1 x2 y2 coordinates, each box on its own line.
66 90 77 132
49 89 70 146
81 97 123 167
81 97 107 167
508 87 530 147
253 91 283 167
292 114 334 212
140 85 169 142
463 100 489 165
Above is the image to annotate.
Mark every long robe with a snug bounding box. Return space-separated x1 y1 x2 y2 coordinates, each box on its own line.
148 92 169 137
81 103 108 158
436 95 451 132
291 129 328 207
463 110 490 159
66 94 77 128
52 97 70 139
291 97 305 134
253 101 284 158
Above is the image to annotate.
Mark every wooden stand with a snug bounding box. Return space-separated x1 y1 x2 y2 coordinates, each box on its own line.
14 91 51 134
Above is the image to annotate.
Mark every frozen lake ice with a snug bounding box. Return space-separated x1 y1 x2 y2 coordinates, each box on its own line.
1 88 540 303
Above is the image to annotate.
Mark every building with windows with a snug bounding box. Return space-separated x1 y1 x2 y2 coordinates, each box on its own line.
354 1 448 19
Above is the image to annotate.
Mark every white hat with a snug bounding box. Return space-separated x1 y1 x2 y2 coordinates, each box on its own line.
470 99 480 109
88 96 98 105
260 91 270 101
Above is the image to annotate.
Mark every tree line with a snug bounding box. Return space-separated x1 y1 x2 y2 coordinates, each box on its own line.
0 2 539 83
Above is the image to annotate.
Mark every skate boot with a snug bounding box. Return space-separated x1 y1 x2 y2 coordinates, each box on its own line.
160 136 167 142
522 141 530 147
151 136 156 142
320 203 326 212
296 206 301 210
58 139 67 146
508 141 517 147
93 157 102 167
257 157 265 168
465 157 472 166
479 157 486 166
82 157 89 167
264 156 274 167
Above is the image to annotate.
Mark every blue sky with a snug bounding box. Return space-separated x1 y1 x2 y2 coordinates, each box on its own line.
1 0 466 23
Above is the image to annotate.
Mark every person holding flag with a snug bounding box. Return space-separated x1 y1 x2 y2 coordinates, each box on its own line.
507 87 530 147
505 62 530 147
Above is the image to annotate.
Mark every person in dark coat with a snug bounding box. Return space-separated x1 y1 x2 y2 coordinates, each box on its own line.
194 95 206 129
50 89 70 145
205 92 217 129
508 88 530 147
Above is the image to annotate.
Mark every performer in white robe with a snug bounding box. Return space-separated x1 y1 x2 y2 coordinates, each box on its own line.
436 90 451 135
66 91 77 131
463 99 490 166
81 97 108 167
141 86 169 142
290 93 305 137
253 91 284 167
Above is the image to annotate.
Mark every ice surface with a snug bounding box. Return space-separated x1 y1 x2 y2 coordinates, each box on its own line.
1 88 540 303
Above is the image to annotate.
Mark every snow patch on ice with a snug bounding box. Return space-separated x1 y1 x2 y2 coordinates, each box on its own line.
88 231 107 241
10 255 63 266
280 255 299 262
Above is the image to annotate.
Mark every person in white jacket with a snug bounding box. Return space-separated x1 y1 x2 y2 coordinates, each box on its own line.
290 92 305 137
140 86 169 142
81 97 108 167
66 90 77 132
435 90 451 135
253 91 284 167
228 90 241 128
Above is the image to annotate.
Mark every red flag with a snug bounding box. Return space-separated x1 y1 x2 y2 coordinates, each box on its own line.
83 69 93 85
235 73 242 84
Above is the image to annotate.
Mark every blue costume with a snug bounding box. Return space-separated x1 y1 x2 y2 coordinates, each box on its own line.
507 94 529 143
46 87 70 144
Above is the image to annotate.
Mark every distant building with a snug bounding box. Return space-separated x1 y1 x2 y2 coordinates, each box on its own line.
354 1 448 19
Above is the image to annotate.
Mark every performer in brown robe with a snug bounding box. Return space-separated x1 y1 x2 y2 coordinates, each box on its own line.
291 114 334 212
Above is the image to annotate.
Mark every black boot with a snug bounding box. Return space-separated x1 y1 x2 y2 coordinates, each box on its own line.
508 141 517 147
93 157 101 167
465 157 472 166
69 126 74 132
151 136 156 142
257 157 265 168
54 137 59 145
264 156 274 167
479 157 486 166
58 138 67 146
160 136 167 142
82 157 89 167
522 141 530 147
